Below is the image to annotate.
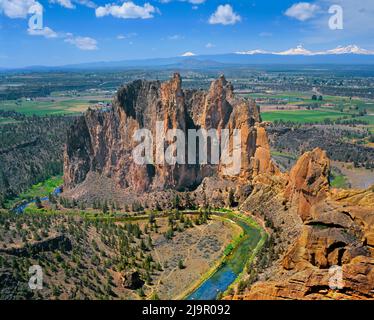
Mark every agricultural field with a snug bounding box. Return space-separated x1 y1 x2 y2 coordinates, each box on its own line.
245 90 374 125
248 91 374 111
0 96 111 116
261 109 351 123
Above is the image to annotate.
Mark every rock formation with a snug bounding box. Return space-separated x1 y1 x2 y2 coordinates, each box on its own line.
284 148 330 221
63 73 277 204
233 148 374 300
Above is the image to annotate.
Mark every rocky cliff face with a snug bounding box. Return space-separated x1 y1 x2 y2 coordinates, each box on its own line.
233 147 374 300
63 73 277 202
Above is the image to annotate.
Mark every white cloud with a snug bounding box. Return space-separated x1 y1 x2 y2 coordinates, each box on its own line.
65 36 98 50
209 4 241 25
49 0 97 9
168 34 183 40
117 32 137 40
285 2 319 21
49 0 75 9
96 2 158 19
76 0 97 8
160 0 205 4
27 26 58 38
181 51 195 56
205 42 215 48
0 0 40 18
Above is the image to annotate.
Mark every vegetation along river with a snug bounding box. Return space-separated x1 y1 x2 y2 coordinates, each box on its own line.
186 213 264 300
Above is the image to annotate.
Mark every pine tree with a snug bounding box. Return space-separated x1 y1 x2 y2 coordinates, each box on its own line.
178 259 185 269
35 196 43 209
102 200 109 214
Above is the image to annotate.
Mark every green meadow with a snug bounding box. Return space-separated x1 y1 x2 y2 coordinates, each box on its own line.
0 97 110 116
5 176 63 208
261 109 351 123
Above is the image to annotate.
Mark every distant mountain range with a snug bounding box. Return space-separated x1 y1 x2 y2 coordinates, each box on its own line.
3 45 374 71
236 45 374 56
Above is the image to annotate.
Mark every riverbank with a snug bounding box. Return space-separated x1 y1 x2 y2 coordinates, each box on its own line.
8 175 63 213
174 214 243 300
183 211 266 300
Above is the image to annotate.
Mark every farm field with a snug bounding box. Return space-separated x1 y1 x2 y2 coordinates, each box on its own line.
248 91 374 106
0 96 111 116
246 91 374 117
261 109 351 123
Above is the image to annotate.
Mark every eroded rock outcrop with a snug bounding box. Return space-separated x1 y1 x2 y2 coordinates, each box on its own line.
285 147 330 221
233 148 374 300
63 74 276 204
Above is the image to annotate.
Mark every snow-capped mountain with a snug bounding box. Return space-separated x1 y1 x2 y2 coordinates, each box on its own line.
181 52 196 57
235 49 270 55
235 45 374 56
325 45 374 55
275 45 314 56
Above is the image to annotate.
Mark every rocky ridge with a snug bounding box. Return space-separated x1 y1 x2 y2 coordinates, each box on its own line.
63 73 277 205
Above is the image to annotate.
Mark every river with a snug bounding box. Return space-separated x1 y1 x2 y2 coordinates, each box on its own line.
13 187 62 214
186 214 263 300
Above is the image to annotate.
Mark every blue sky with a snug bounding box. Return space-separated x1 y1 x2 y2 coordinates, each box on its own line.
0 0 373 67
